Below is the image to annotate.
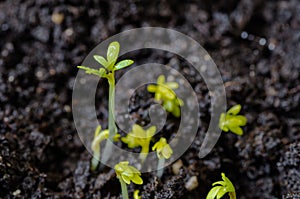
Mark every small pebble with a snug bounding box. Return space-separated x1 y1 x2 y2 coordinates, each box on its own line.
268 43 276 51
241 31 248 39
259 38 267 46
13 189 21 196
172 159 183 175
51 12 64 25
185 176 199 191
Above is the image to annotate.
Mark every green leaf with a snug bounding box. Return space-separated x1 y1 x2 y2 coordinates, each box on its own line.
114 59 134 70
99 68 106 77
157 75 165 84
147 84 157 92
107 41 120 67
163 100 174 112
77 66 102 76
229 126 243 135
93 55 108 68
132 124 145 138
166 82 179 89
147 126 156 137
131 174 143 185
227 104 241 115
222 173 235 192
122 175 131 184
94 125 102 137
172 105 180 117
212 180 226 187
207 186 222 199
235 115 247 126
216 187 227 199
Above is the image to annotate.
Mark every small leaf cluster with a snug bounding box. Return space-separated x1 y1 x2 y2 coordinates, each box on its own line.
206 173 236 199
152 137 173 159
121 124 156 161
78 41 134 79
147 75 183 117
219 104 247 135
114 161 143 185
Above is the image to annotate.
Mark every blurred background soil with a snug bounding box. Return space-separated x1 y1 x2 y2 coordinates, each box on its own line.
0 0 299 198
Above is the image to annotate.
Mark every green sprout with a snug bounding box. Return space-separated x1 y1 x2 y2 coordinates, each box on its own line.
219 104 247 135
152 137 173 177
121 124 156 163
90 125 120 171
115 161 143 199
77 41 134 164
133 190 141 199
147 75 183 117
206 173 236 199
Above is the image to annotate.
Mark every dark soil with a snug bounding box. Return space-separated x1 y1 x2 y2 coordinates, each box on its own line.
0 0 299 198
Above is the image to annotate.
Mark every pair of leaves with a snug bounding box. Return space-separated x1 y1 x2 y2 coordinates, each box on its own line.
147 75 179 101
114 161 143 185
78 41 134 78
219 104 247 135
152 137 173 159
121 124 156 162
206 173 236 199
147 75 183 117
121 124 156 149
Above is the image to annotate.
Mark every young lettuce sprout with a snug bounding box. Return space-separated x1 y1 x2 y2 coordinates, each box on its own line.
152 137 173 177
133 190 141 199
114 161 143 199
147 75 183 117
121 124 156 163
206 173 236 199
219 104 247 136
77 41 134 163
90 125 120 171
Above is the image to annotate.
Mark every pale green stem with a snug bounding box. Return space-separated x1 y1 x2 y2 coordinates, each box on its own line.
119 178 129 199
139 146 149 164
157 158 165 178
101 73 117 165
91 151 100 171
229 191 236 199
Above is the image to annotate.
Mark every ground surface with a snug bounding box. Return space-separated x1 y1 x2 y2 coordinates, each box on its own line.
0 0 299 198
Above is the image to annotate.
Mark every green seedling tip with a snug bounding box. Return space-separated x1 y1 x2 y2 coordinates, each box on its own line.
115 161 143 199
147 75 182 117
219 104 247 135
206 173 236 199
152 137 173 159
134 190 141 199
121 124 156 162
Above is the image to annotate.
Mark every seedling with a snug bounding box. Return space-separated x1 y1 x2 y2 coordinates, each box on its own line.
152 137 173 177
121 124 156 163
206 173 236 199
219 104 247 135
77 41 134 163
90 125 120 171
133 190 141 199
147 75 183 117
114 161 143 199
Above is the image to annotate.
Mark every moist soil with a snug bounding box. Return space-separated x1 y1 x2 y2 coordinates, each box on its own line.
0 0 299 198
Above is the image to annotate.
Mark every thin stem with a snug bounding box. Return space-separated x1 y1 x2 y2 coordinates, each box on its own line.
139 146 149 164
229 191 236 199
91 151 100 171
157 158 165 178
120 179 129 199
101 73 117 164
